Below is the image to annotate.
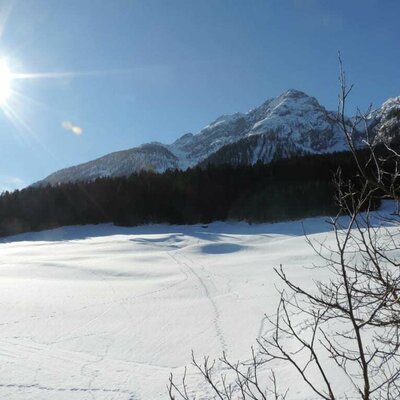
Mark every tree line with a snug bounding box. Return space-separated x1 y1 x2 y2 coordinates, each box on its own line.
0 149 377 237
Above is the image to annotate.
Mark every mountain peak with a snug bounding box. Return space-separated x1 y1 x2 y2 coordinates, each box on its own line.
36 91 398 186
278 89 321 107
381 96 400 113
281 88 309 98
368 96 400 121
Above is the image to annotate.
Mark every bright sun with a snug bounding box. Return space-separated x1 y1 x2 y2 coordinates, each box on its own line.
0 59 12 106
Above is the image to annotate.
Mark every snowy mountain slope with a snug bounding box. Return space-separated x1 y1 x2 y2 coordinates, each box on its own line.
39 143 179 186
367 96 400 143
0 204 397 399
199 133 308 167
171 89 349 164
36 90 398 186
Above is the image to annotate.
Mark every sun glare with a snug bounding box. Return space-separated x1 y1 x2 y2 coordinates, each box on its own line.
0 59 12 106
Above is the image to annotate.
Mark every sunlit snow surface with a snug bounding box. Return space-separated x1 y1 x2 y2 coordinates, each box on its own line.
0 208 396 399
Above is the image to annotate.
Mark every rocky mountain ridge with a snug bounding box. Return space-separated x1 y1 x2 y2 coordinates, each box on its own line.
36 90 400 186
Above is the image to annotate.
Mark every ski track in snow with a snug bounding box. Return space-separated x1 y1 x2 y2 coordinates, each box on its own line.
167 250 228 353
1 213 394 399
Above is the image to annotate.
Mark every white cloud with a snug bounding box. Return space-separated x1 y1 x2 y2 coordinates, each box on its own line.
62 121 83 135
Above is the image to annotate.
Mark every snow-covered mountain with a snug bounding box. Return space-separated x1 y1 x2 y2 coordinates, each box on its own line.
40 143 181 186
36 89 399 186
368 96 400 144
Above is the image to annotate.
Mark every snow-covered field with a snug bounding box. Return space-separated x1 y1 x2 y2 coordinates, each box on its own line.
0 213 391 399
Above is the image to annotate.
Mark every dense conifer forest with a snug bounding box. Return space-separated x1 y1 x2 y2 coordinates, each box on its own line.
0 150 377 237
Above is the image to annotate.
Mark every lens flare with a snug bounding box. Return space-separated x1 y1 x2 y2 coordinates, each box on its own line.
0 59 12 106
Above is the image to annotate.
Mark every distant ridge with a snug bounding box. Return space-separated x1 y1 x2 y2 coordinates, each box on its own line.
36 90 400 186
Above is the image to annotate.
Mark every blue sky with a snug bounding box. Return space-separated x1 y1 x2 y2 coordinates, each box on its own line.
0 0 399 190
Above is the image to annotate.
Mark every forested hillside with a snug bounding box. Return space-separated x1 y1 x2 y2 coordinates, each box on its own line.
0 150 376 237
